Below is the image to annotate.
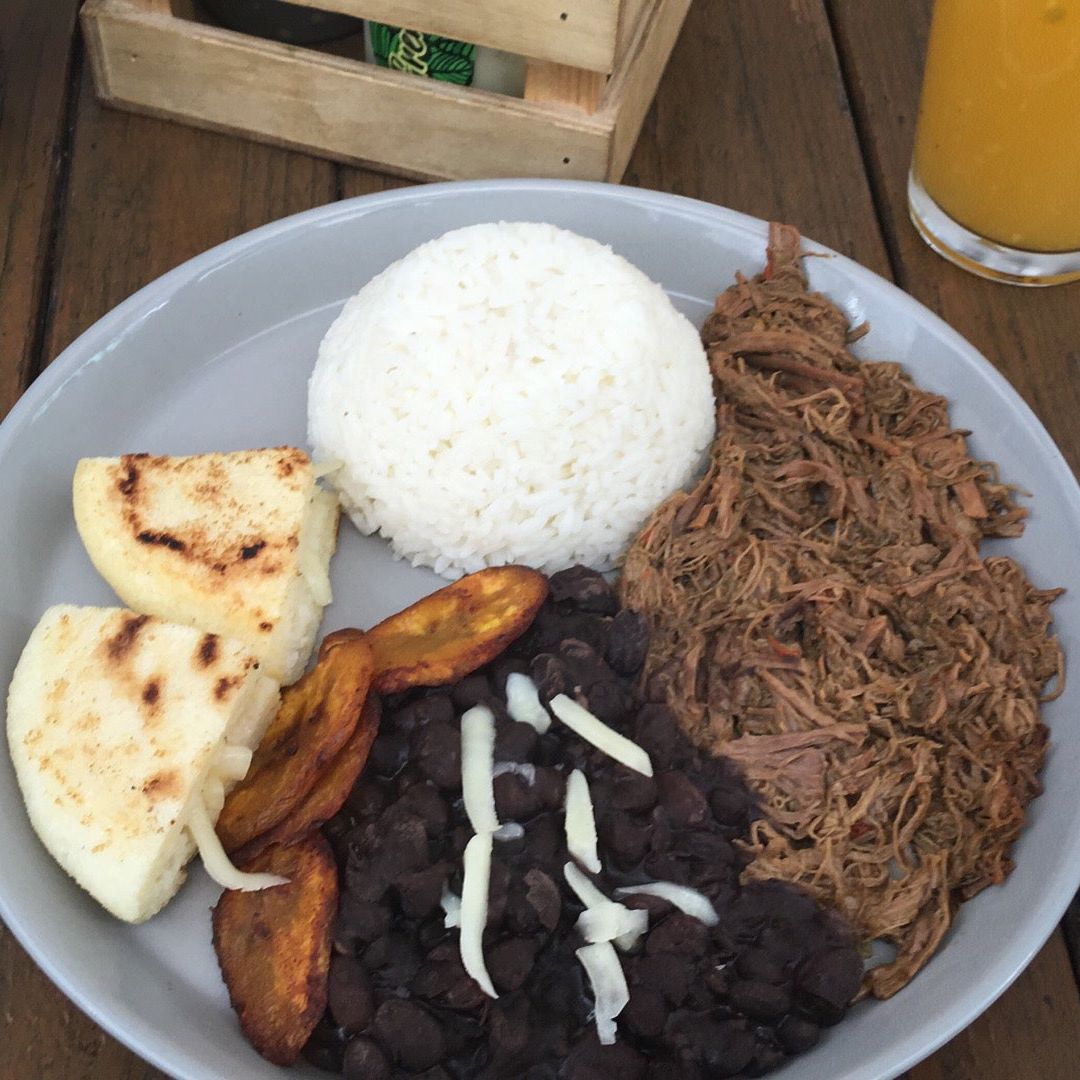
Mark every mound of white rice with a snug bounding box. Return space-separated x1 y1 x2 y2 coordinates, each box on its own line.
307 221 715 578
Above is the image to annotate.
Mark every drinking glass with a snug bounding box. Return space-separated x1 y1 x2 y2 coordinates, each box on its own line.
908 0 1080 285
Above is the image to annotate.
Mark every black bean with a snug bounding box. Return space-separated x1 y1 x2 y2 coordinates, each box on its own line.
548 565 618 614
413 950 464 1001
598 815 650 869
452 673 494 711
493 771 541 822
611 772 658 812
569 614 616 656
656 771 709 827
776 1014 820 1053
531 766 566 810
443 973 489 1011
621 892 675 923
512 603 565 656
642 851 691 884
494 719 539 762
417 913 449 950
302 1017 348 1072
343 778 387 820
745 1041 787 1077
369 730 409 778
681 830 736 868
392 781 449 837
394 693 454 732
736 946 787 985
795 947 863 1025
606 609 650 675
343 855 389 905
524 814 561 866
364 932 421 989
708 784 750 826
413 1069 452 1080
413 720 461 790
488 996 532 1061
702 1019 756 1075
337 891 389 940
523 867 561 931
624 986 667 1038
728 978 791 1020
634 704 695 770
395 862 449 920
371 1000 445 1071
489 655 530 696
342 1036 390 1080
327 955 374 1033
488 937 539 993
646 913 710 956
566 1030 647 1079
487 858 511 925
647 1063 700 1080
531 653 574 702
582 678 634 723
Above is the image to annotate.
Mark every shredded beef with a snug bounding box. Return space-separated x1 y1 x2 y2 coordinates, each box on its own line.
619 223 1064 999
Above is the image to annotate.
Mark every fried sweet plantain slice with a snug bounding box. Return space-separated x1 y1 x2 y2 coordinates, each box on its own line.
368 566 549 693
216 631 373 853
236 693 381 861
212 834 337 1066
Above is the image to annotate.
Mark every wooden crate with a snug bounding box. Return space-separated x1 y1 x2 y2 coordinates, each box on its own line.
81 0 692 182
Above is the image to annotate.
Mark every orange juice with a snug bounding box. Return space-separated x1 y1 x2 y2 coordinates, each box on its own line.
912 0 1080 252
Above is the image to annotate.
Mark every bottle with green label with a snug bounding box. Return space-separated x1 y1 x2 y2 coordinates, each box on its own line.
363 22 526 96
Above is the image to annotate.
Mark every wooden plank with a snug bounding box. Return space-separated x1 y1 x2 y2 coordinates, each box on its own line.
624 0 891 274
0 0 81 418
829 1 1080 1075
41 64 339 378
2 61 338 1080
616 0 652 66
82 0 611 182
907 934 1080 1080
604 0 692 181
524 61 607 113
829 0 1080 475
281 0 622 72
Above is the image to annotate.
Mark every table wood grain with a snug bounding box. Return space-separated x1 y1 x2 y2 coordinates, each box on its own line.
3 2 1079 1077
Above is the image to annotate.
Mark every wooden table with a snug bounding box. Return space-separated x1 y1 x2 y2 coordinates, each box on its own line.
3 2 1080 1077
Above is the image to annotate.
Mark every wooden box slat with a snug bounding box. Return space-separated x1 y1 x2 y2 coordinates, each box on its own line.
81 0 691 183
282 0 623 73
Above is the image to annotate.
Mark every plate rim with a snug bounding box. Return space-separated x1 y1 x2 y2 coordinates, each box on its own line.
2 177 1078 1080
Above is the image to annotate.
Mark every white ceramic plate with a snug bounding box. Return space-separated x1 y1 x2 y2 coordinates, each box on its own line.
1 180 1077 1080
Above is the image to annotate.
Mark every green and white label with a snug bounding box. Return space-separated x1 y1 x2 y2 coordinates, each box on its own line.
369 22 477 86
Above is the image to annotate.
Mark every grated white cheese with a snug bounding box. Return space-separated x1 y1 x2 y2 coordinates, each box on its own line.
614 881 719 926
216 744 254 782
187 797 287 892
575 941 630 1045
549 695 653 777
564 863 646 951
460 833 498 998
504 673 551 733
441 884 461 928
461 705 499 835
576 902 649 951
299 487 338 607
564 861 608 909
564 769 601 873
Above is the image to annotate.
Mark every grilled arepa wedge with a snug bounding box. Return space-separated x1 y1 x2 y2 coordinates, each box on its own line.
73 447 339 684
6 606 282 923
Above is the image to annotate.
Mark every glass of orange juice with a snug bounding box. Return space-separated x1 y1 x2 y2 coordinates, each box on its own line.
909 0 1080 285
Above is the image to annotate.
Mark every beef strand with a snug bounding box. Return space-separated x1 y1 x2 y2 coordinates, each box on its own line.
620 223 1063 998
